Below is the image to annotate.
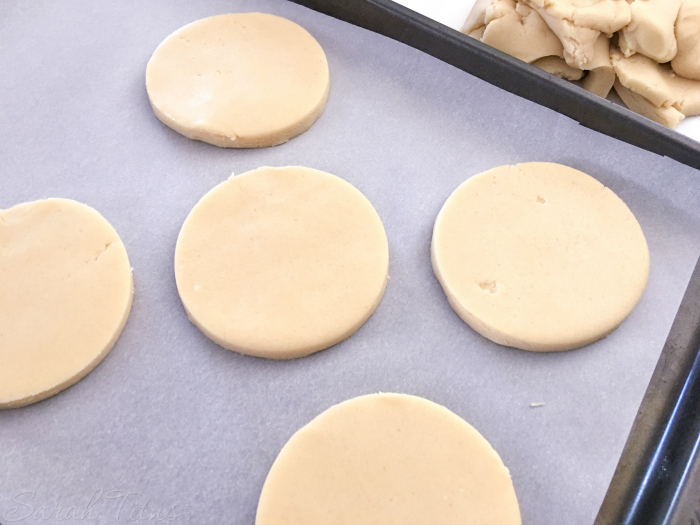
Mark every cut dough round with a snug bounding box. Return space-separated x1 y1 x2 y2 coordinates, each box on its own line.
146 13 330 148
0 199 133 408
174 166 388 359
431 162 649 352
256 393 521 525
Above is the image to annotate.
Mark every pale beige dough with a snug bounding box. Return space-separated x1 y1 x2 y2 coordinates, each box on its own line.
672 0 700 81
619 0 681 63
612 49 700 124
463 0 615 94
524 0 630 69
532 56 585 79
526 0 631 33
431 162 649 352
0 199 133 408
581 34 615 97
582 66 615 98
613 80 686 127
175 167 389 359
256 393 521 525
146 13 330 148
526 2 602 68
463 0 564 63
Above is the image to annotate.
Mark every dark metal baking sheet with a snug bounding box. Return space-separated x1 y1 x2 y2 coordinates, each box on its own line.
597 256 700 524
291 0 700 171
288 2 700 522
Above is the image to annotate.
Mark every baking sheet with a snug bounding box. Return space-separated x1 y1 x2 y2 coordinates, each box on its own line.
1 0 700 523
393 0 700 144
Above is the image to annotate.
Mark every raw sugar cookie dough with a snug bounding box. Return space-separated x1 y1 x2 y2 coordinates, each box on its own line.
175 166 389 359
256 393 521 525
0 199 133 408
431 162 649 352
146 13 330 148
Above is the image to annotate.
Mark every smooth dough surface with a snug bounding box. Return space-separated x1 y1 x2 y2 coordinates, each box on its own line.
146 13 330 148
0 199 133 408
431 162 649 352
256 393 521 525
175 166 389 359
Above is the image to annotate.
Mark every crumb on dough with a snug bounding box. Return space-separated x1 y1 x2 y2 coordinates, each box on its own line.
478 280 498 293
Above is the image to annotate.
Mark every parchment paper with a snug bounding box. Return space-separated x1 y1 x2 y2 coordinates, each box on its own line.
1 1 700 523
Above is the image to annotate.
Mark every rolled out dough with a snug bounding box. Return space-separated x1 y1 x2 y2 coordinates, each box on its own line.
174 166 389 359
431 162 649 352
0 199 133 408
146 13 330 148
256 393 521 525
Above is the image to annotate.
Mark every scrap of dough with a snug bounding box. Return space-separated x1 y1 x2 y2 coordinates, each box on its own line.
146 13 330 148
431 162 649 352
527 0 632 32
0 199 133 409
612 49 700 117
672 0 700 81
256 393 521 525
614 80 686 127
463 0 564 63
526 2 602 68
526 0 631 68
174 166 389 360
532 56 585 79
619 0 681 63
581 34 615 97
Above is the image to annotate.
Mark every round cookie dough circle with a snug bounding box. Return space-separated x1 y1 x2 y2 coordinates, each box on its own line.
174 166 389 359
146 13 330 148
0 199 133 408
431 162 649 352
256 393 521 525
